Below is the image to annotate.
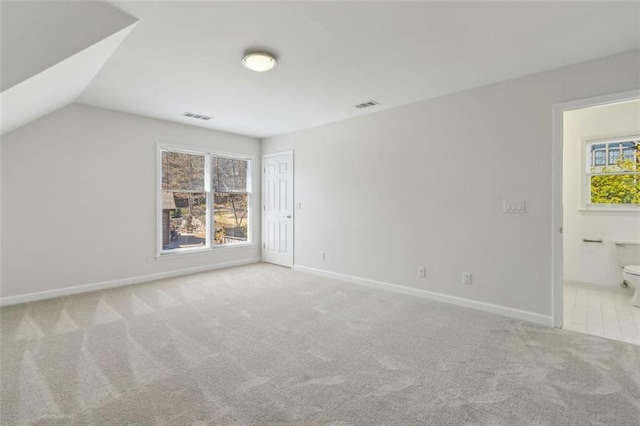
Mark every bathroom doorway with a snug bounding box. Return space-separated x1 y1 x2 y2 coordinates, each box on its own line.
553 91 640 345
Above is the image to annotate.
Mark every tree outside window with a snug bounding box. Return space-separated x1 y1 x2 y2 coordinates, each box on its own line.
587 139 640 205
160 149 251 253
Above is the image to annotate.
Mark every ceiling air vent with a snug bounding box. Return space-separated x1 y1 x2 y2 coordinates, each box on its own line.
354 100 379 109
181 112 213 121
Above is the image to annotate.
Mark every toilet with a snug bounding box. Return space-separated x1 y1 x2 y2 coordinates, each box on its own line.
613 241 640 307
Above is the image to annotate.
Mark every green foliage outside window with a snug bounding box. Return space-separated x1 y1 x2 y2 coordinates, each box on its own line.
590 158 640 205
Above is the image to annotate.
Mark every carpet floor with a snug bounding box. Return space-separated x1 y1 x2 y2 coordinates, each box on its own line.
1 263 639 425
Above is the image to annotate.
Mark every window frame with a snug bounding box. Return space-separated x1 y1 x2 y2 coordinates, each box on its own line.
157 144 253 257
581 135 640 213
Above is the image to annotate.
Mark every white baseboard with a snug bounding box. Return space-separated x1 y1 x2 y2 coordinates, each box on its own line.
0 257 262 307
564 279 632 295
294 265 553 327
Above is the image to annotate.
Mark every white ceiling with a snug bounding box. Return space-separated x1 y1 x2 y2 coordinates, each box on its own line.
73 1 639 139
0 0 137 92
0 1 138 135
0 26 136 135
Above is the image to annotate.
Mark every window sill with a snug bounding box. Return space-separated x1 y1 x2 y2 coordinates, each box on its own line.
579 206 640 215
158 243 256 260
212 242 255 250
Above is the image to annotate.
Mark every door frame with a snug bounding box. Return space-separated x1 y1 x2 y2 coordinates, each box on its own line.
262 150 295 266
551 89 640 328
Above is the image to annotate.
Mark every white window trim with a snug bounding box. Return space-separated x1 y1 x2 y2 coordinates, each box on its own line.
156 143 255 257
581 135 640 213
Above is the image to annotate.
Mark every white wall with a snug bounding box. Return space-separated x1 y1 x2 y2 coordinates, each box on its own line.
0 130 2 293
1 104 261 301
563 101 640 289
263 49 640 320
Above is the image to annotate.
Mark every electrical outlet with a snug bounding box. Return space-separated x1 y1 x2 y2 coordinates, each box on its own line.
462 272 472 285
418 266 426 278
320 251 326 261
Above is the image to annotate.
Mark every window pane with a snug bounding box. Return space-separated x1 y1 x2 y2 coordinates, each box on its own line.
214 192 248 245
162 151 205 191
593 149 606 166
608 148 620 165
162 192 207 250
212 157 248 192
590 174 640 205
622 148 636 162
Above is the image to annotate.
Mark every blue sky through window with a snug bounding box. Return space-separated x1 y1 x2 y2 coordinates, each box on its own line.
590 140 637 168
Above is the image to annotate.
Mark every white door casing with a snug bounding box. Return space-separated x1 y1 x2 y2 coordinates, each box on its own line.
262 151 294 267
551 89 640 328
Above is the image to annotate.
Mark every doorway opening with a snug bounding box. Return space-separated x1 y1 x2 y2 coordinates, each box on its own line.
552 90 640 345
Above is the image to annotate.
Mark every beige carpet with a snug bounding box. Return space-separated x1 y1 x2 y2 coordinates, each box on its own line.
1 263 639 425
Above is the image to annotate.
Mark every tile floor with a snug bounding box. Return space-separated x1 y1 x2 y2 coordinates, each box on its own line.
563 283 640 345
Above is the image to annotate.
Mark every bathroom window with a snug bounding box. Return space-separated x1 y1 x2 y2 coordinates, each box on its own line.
584 137 640 208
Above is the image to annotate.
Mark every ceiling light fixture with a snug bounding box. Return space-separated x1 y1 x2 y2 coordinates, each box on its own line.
242 51 277 72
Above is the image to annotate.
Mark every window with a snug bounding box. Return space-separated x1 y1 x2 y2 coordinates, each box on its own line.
160 147 251 254
161 151 207 251
212 157 250 245
585 137 640 207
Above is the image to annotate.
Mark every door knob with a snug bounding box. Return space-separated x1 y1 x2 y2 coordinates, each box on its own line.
286 215 292 219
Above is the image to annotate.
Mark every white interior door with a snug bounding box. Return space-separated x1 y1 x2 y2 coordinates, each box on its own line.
262 151 294 267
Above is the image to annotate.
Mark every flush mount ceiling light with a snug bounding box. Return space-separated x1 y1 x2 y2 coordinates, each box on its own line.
242 51 277 72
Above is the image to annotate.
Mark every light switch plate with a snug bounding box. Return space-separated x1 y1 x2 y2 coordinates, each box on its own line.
503 200 525 214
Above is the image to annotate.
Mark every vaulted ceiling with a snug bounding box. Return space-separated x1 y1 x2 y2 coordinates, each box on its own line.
2 1 639 138
0 1 137 135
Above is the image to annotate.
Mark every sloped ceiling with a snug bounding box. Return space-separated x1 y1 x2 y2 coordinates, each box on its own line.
2 2 639 139
77 1 640 138
0 1 138 135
